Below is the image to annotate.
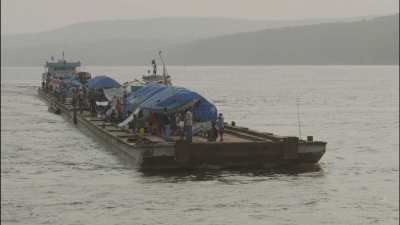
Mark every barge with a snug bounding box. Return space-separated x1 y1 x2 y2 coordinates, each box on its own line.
38 55 326 170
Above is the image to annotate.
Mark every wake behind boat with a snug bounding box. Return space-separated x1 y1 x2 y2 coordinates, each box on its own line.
38 53 326 170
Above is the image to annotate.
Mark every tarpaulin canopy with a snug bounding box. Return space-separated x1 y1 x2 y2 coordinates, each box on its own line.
125 83 217 122
140 86 185 110
125 83 168 113
59 76 82 97
87 75 121 90
64 79 82 88
61 74 74 80
142 87 217 122
71 80 82 87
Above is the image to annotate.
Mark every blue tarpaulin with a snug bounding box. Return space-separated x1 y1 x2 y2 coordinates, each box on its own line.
69 79 82 87
148 88 217 122
126 83 217 122
62 76 82 97
59 74 74 81
139 86 183 109
124 83 168 113
59 76 82 97
87 75 121 90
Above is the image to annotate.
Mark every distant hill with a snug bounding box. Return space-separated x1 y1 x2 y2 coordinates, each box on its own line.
166 14 399 65
1 15 397 66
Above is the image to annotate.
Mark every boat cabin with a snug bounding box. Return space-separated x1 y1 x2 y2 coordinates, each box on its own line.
43 53 81 80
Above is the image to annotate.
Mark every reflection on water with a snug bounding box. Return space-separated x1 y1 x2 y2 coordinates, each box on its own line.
140 164 324 182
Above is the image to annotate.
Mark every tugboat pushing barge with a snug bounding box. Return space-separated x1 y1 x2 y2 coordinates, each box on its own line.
142 51 172 85
38 54 326 170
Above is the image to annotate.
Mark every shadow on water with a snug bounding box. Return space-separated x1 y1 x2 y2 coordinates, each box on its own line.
139 164 324 182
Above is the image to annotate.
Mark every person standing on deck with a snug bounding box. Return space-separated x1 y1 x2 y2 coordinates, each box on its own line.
88 89 96 116
78 88 84 114
174 112 183 138
217 113 225 142
152 59 157 75
122 92 129 119
45 73 50 92
208 121 218 142
184 109 193 143
111 96 118 110
72 88 78 108
179 112 185 139
170 112 177 134
147 112 158 135
109 96 117 123
116 97 123 123
82 86 87 109
162 108 171 141
71 88 78 123
131 114 137 134
137 110 145 137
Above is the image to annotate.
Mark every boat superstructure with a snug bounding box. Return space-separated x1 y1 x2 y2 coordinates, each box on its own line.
42 52 90 84
142 51 172 85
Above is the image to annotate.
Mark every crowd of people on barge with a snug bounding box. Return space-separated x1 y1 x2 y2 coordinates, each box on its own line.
42 78 225 143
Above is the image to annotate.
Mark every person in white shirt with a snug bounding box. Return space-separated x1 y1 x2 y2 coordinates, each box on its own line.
175 112 184 139
184 109 193 143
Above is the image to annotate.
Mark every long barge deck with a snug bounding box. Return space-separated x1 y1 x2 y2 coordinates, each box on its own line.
38 88 326 170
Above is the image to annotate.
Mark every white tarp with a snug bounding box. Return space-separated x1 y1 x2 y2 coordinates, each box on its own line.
192 121 212 135
118 107 142 128
96 101 109 106
103 87 124 101
118 113 133 128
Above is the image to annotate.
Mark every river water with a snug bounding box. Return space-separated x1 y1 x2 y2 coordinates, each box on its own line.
1 66 399 225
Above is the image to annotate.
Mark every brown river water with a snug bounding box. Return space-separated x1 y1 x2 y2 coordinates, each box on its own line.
1 66 399 225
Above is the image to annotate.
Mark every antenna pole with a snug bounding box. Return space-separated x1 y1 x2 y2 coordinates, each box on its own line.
296 98 302 140
158 50 168 85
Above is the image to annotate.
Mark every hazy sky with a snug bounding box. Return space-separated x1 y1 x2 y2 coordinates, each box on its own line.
2 0 398 34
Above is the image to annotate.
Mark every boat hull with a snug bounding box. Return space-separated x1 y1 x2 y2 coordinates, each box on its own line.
38 88 326 170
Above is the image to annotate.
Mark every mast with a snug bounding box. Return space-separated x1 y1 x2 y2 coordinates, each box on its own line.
296 98 302 140
158 50 168 85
